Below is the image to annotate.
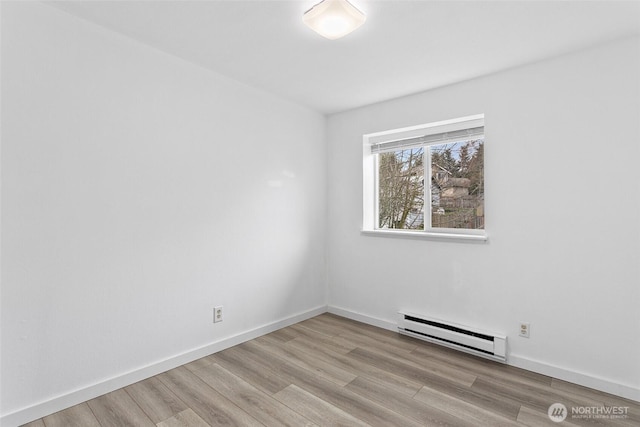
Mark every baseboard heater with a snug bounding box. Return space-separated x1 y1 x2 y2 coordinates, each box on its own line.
398 311 507 362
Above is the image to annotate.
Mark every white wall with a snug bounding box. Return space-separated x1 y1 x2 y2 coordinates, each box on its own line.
327 37 640 399
1 1 326 422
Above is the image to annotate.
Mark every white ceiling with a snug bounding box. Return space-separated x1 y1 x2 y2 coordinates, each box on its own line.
50 0 640 114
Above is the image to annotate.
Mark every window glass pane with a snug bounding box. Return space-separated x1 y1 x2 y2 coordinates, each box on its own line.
378 148 424 229
430 139 484 229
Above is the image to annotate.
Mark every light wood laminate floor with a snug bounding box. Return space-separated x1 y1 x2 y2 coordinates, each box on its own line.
22 313 640 426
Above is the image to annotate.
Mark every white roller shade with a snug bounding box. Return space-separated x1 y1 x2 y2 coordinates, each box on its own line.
370 126 484 154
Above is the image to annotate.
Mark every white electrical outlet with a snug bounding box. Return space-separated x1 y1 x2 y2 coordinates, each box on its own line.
214 306 223 323
519 322 530 338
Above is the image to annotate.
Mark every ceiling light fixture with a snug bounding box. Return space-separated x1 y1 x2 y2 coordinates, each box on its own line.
303 0 366 40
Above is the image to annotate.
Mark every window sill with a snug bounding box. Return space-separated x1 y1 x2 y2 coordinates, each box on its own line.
361 229 488 242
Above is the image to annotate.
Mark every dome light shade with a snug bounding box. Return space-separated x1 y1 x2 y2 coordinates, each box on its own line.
303 0 366 40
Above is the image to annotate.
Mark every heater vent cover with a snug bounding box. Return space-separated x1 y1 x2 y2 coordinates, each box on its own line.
398 311 507 362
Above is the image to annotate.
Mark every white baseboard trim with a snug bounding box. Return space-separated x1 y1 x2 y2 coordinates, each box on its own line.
1 305 327 427
509 354 640 403
327 305 396 331
328 305 639 403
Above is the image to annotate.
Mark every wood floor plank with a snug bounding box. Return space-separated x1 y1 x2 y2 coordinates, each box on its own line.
20 419 45 427
321 313 421 351
274 384 371 427
287 369 424 427
488 364 552 387
252 335 358 387
286 335 423 397
157 366 262 427
337 327 420 356
263 327 300 343
194 363 317 427
516 406 580 427
239 339 424 427
414 384 521 426
214 344 290 395
183 354 218 373
156 408 211 427
423 376 523 420
346 346 476 389
125 376 188 424
412 343 553 388
87 389 155 427
296 316 351 338
347 345 522 420
549 378 620 403
287 324 358 354
286 332 357 356
345 375 478 426
40 403 101 427
355 339 479 387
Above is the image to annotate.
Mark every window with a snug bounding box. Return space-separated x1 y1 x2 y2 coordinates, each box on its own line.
363 115 486 241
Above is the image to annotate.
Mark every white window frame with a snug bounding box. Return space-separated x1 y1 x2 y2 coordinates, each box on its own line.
363 114 487 242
